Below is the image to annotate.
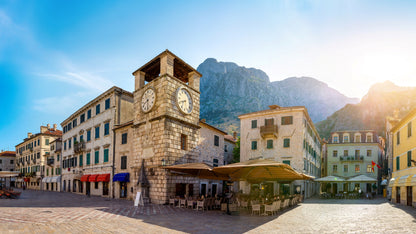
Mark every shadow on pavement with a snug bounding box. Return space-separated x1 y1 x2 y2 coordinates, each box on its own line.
304 196 388 205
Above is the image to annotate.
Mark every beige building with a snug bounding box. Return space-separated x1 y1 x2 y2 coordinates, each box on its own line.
113 121 134 200
0 151 16 188
60 86 133 197
42 138 62 192
15 124 62 189
224 134 237 165
239 105 322 198
326 130 384 193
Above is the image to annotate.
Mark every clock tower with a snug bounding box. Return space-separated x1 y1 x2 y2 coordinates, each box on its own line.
131 50 202 204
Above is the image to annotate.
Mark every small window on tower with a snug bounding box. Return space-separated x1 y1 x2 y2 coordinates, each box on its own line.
181 134 187 150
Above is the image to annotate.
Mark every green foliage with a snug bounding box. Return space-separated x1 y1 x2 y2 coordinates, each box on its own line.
232 137 240 163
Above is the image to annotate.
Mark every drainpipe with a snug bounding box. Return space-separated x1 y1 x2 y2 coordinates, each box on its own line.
111 90 121 199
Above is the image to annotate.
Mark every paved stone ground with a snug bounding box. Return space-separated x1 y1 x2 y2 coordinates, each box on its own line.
1 189 416 233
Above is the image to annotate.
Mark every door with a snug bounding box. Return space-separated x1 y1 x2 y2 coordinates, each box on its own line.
407 186 412 206
63 180 66 192
211 184 217 197
120 182 127 198
79 180 83 193
86 182 90 195
396 187 401 204
103 182 109 195
200 183 207 197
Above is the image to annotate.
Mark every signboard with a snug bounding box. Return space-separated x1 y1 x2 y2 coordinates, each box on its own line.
134 192 143 207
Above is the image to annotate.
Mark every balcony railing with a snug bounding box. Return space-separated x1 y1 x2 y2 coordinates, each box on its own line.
74 141 86 153
43 152 50 157
260 125 278 138
340 155 364 162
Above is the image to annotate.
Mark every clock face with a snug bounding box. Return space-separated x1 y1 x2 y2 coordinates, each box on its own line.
141 88 156 113
176 87 193 114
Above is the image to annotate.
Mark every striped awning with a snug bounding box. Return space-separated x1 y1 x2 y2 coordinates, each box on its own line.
113 173 130 182
42 177 52 183
397 175 411 186
51 176 61 183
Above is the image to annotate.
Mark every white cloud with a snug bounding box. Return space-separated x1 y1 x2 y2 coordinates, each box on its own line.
33 92 91 114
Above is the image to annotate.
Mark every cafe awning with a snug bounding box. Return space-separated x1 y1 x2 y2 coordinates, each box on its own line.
113 173 130 182
164 162 230 181
80 175 90 182
96 174 110 182
388 177 397 187
397 175 412 186
315 175 345 182
212 159 304 182
347 175 377 183
51 176 61 183
88 174 99 182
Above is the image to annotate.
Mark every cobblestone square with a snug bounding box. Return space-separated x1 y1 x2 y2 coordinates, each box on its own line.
1 189 416 233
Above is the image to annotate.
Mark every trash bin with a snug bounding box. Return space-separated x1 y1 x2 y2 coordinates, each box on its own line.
383 188 386 197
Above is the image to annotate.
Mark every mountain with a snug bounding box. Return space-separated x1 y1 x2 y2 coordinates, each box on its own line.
315 81 416 139
197 58 359 133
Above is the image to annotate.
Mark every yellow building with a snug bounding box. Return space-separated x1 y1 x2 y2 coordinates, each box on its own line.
390 108 416 207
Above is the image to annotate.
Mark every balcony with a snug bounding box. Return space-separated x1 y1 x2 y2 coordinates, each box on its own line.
340 155 364 162
43 152 50 157
47 157 54 166
74 141 86 153
260 125 278 138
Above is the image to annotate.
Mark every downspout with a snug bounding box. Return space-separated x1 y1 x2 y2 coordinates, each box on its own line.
112 90 121 198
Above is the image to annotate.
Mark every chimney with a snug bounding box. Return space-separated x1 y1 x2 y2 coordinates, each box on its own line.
269 105 281 110
233 131 237 140
53 124 57 130
47 124 50 129
28 132 32 138
40 126 48 133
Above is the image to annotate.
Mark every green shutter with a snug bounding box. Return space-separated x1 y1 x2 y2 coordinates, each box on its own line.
283 160 290 165
87 153 90 165
104 149 109 162
408 151 412 167
79 155 83 166
396 157 400 171
267 140 273 149
95 151 99 164
251 141 257 150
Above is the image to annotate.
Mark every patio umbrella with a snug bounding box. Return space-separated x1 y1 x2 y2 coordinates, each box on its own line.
347 175 377 182
212 159 304 182
163 162 230 180
315 176 345 182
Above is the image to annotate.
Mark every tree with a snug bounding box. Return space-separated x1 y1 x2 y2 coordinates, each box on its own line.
232 137 240 163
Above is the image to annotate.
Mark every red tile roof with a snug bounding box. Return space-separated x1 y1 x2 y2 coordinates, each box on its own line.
0 151 16 157
44 129 63 136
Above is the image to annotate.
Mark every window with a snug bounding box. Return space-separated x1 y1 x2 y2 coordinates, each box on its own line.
251 141 257 150
10 160 13 164
45 139 49 145
105 98 110 110
68 139 72 149
73 119 77 128
408 151 412 167
87 109 91 119
95 126 100 139
367 150 372 157
367 165 372 173
366 135 372 142
121 133 128 144
355 164 360 172
355 135 361 142
283 138 290 148
397 131 400 145
344 165 348 172
213 159 219 167
333 165 337 173
104 123 110 136
73 136 77 144
343 135 349 143
396 157 400 171
95 182 98 189
224 145 228 152
251 120 257 128
408 122 412 137
68 123 72 131
214 135 219 146
64 141 67 150
282 160 290 165
79 155 83 167
333 150 338 157
87 130 91 141
86 153 91 165
267 139 273 149
104 148 109 162
281 116 293 125
96 104 100 115
80 135 83 142
355 150 360 157
265 118 274 126
95 150 99 164
121 156 127 169
333 136 339 143
180 134 187 150
37 152 40 158
80 114 85 123
344 150 348 156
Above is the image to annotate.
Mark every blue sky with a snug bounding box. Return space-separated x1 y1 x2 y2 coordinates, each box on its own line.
1 0 416 151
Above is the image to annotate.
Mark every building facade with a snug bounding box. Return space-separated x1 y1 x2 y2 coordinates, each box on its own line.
238 105 322 198
60 86 134 197
390 108 416 207
224 134 237 165
42 138 62 192
326 130 384 193
0 151 16 172
15 124 62 189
